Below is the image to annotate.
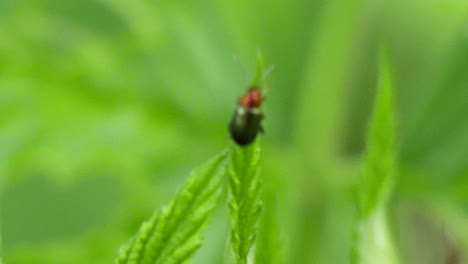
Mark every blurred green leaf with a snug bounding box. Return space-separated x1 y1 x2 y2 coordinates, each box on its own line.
255 177 282 264
353 49 398 264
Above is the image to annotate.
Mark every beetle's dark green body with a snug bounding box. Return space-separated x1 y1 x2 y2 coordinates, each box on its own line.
229 87 264 146
229 106 264 146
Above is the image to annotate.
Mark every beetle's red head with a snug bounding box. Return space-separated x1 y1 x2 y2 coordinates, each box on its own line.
239 87 262 108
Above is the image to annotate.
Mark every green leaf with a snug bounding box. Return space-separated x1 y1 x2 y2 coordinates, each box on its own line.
251 52 273 89
226 141 263 264
252 52 265 87
115 150 229 264
352 49 398 264
359 49 395 216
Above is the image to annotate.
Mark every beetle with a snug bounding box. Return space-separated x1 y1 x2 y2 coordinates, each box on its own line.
229 86 265 146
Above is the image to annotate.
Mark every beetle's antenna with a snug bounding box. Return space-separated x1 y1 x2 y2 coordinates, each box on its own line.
260 64 275 84
252 50 274 87
259 64 274 98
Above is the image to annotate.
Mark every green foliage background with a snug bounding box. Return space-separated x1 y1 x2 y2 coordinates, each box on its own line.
0 0 467 263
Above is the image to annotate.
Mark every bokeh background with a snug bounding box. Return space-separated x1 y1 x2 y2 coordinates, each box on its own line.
0 0 467 263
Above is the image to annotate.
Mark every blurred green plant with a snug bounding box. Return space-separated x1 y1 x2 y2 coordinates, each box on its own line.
116 151 228 264
352 50 398 264
254 160 282 264
0 0 467 263
0 230 3 264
